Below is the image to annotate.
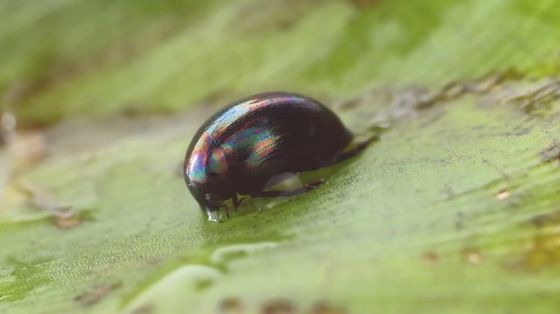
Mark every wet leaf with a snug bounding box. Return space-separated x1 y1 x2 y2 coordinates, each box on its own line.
1 1 560 314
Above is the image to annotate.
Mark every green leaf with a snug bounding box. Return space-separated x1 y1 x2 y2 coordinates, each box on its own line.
1 0 560 313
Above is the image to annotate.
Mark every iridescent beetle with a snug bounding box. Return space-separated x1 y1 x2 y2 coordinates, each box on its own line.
184 92 370 221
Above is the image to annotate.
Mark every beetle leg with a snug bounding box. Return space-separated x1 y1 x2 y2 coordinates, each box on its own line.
334 136 376 163
251 197 263 212
231 195 246 210
220 204 230 218
250 179 325 198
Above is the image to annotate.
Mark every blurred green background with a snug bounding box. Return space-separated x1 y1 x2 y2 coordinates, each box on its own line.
1 0 560 313
3 0 559 127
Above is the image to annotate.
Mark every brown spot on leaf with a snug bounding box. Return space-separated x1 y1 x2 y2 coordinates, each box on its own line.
509 210 560 271
438 81 467 100
74 282 122 306
51 211 92 229
52 214 82 229
219 297 244 313
262 299 296 314
471 69 521 94
422 251 439 264
522 231 560 271
498 79 560 113
531 210 560 228
309 302 346 314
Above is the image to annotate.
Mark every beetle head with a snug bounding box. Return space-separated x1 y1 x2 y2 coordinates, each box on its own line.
185 180 230 221
185 145 235 221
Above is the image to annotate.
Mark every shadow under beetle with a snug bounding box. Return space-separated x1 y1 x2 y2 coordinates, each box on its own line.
184 92 371 221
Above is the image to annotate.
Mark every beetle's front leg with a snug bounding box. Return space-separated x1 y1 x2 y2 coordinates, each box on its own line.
334 135 377 163
231 194 246 210
219 204 230 218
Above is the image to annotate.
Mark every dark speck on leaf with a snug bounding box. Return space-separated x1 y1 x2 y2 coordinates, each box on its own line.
219 297 244 313
310 301 347 314
262 299 296 314
422 251 440 264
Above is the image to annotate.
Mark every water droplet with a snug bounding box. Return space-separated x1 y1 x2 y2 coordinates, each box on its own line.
206 210 222 222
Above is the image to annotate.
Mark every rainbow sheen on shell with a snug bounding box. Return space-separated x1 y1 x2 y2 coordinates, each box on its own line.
184 92 355 221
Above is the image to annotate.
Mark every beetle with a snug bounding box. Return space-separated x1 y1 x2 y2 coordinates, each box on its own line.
184 92 371 221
